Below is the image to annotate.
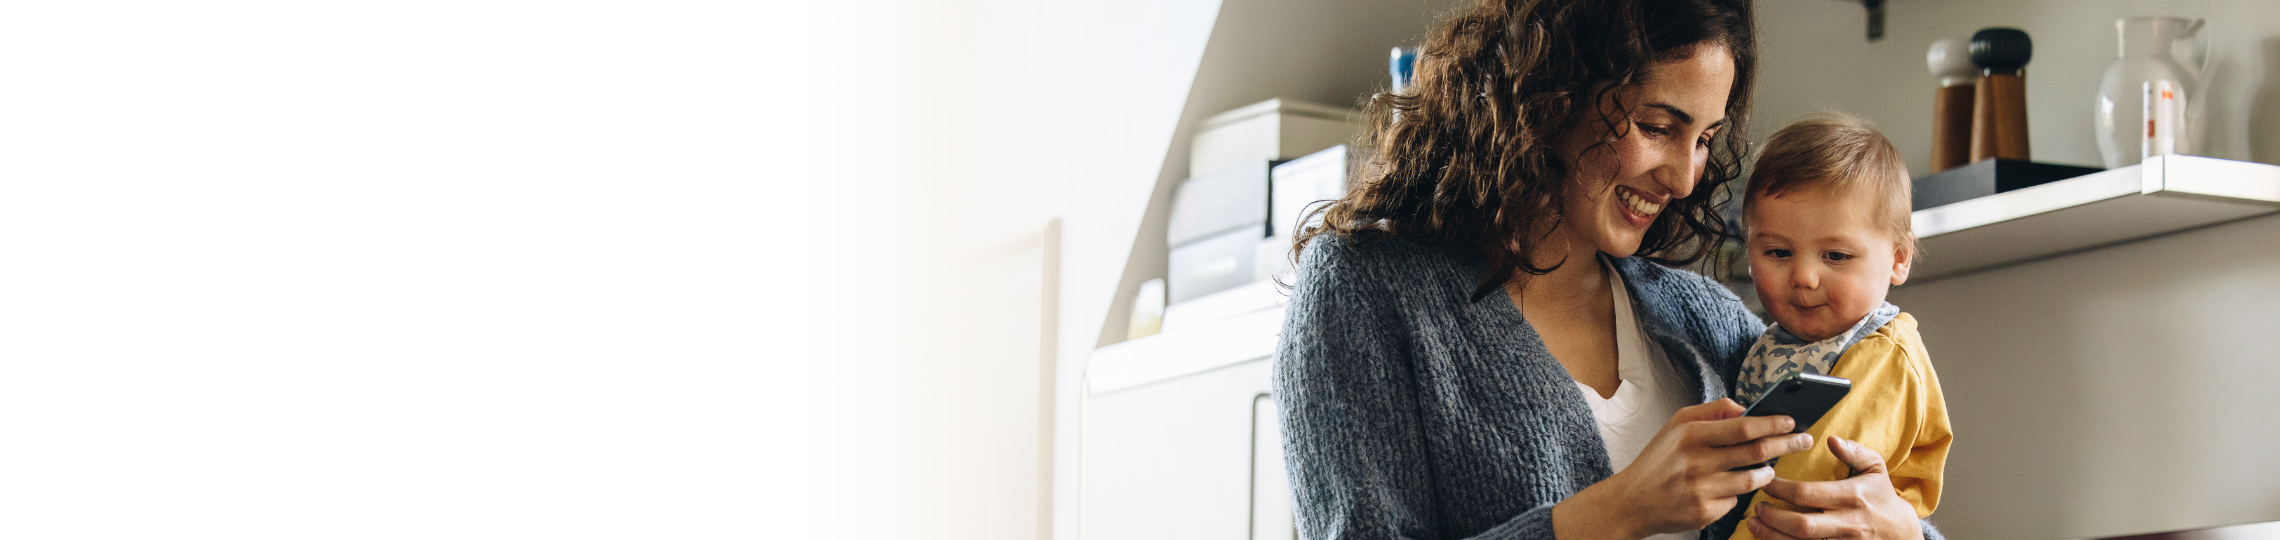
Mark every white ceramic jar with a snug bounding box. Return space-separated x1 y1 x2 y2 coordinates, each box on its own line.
2095 17 2207 169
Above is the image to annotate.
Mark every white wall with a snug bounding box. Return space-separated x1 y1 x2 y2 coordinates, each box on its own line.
1888 213 2280 539
0 1 1221 539
1009 3 1226 539
1755 0 2280 173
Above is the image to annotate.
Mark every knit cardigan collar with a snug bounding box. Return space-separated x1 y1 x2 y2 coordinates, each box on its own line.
1604 254 1738 405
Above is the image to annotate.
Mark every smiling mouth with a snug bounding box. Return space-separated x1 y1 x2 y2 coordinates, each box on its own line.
1615 186 1664 226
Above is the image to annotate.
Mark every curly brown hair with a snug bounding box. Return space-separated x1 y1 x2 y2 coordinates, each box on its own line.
1293 0 1756 301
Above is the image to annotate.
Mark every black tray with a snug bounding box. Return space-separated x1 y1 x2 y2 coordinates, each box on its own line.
1912 159 2104 211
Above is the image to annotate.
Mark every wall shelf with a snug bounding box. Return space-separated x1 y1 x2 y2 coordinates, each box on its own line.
1089 303 1283 396
1908 155 2280 282
1096 156 2280 377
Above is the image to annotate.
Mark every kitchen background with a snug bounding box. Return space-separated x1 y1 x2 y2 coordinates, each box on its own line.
1076 0 2280 540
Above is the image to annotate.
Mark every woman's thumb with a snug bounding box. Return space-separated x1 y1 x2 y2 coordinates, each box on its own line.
1828 436 1890 477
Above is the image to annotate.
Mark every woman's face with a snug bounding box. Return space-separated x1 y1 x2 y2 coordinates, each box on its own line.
1553 44 1735 260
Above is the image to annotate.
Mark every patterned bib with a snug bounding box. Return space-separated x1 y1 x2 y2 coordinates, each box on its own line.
1733 302 1901 404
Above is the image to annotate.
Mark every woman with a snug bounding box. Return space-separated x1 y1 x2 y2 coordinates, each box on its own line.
1273 0 1942 539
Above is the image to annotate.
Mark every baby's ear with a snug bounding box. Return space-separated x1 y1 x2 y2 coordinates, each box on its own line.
1890 242 1914 286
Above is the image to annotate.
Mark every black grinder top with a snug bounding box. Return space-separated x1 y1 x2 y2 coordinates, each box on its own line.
1969 28 2033 75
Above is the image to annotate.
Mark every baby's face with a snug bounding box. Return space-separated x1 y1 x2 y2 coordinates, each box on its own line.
1747 187 1912 342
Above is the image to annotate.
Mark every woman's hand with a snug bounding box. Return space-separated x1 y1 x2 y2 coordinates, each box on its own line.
1744 436 1924 540
1554 399 1815 540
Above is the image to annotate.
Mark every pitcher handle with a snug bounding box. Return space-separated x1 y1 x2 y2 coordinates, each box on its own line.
2186 18 2210 71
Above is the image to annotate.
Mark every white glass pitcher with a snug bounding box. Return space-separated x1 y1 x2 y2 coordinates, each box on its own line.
2095 17 2207 169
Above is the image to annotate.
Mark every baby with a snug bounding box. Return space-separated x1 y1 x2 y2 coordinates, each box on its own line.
1723 112 1953 540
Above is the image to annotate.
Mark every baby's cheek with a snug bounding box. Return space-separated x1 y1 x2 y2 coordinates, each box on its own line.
1749 264 1784 302
1830 279 1882 323
1753 283 1783 308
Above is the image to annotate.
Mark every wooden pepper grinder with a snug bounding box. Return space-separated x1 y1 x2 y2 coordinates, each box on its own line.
1969 27 2033 162
1926 38 1976 172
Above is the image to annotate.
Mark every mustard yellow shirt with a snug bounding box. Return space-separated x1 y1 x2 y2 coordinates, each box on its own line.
1728 313 1952 540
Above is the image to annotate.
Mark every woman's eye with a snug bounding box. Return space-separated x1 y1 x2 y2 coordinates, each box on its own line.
1637 123 1670 137
1696 133 1715 148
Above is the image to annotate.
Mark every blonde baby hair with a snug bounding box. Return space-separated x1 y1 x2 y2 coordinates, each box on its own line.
1746 111 1917 255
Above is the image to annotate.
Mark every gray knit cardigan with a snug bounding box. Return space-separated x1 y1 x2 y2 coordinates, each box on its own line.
1272 234 1942 540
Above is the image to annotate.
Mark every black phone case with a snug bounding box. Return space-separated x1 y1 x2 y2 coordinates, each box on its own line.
1730 373 1851 470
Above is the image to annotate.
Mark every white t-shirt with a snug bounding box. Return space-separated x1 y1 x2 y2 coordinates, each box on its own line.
1572 261 1698 540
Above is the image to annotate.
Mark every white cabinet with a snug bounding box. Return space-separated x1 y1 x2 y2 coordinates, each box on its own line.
1081 296 1290 540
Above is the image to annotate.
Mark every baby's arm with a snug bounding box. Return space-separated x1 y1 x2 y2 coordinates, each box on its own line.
1788 329 1951 515
1727 325 1951 540
1871 327 1953 515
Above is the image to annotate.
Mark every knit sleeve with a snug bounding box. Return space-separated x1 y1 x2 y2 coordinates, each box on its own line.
1273 238 1559 540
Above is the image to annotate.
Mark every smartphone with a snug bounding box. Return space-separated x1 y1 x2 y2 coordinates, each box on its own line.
1730 373 1851 470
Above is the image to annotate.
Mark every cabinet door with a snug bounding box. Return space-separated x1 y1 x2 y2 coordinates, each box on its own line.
1251 393 1295 540
1082 358 1285 540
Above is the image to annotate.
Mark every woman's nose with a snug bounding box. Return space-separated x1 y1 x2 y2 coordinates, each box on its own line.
1658 145 1704 200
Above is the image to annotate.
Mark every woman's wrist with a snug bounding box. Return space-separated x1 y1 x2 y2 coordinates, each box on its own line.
1552 480 1638 540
